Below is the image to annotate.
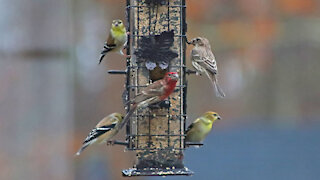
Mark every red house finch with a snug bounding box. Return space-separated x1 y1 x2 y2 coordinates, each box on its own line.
120 72 179 129
189 37 225 98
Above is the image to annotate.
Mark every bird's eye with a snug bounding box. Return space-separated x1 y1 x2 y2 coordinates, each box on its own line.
196 38 200 41
119 21 122 24
213 114 217 116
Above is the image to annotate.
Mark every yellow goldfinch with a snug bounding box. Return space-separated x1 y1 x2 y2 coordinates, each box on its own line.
189 37 225 98
75 113 124 156
99 19 127 64
185 111 221 143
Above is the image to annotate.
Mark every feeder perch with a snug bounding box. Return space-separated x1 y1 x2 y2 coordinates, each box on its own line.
107 0 199 176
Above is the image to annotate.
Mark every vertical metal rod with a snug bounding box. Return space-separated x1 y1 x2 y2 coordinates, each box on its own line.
181 0 187 149
167 97 170 147
126 0 132 149
147 0 152 149
167 0 170 31
136 0 141 149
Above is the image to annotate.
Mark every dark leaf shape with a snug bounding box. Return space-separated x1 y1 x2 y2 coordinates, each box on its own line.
134 30 178 70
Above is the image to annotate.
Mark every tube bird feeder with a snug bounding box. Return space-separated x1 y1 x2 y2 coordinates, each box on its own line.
109 0 197 176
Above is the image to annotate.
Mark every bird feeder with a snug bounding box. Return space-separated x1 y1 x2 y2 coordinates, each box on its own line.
108 0 199 176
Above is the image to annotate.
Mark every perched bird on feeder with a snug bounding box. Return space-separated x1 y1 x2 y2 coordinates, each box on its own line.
75 113 124 156
120 72 179 129
185 111 221 143
99 19 127 64
188 37 225 98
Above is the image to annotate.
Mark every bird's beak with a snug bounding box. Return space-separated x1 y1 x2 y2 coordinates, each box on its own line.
217 116 221 120
171 73 179 80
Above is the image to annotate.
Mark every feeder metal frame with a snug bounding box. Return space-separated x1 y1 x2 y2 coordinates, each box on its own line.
108 0 199 176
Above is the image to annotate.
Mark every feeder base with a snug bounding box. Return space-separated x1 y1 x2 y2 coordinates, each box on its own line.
122 167 194 177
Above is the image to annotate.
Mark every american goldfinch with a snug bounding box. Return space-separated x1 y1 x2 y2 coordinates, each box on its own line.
189 37 225 98
75 113 124 156
120 72 179 129
185 111 221 143
99 19 127 64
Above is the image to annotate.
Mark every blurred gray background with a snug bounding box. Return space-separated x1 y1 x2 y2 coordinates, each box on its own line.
1 0 320 180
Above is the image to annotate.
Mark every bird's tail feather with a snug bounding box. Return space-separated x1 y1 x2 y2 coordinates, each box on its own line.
75 142 90 156
119 104 137 129
204 70 225 98
214 81 225 98
98 45 113 64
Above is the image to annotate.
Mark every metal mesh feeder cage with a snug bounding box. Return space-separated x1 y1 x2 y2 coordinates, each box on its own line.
108 0 200 176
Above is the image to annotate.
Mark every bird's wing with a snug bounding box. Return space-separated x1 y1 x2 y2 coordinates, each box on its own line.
190 48 206 74
99 34 117 64
142 81 165 96
83 123 117 144
185 118 200 134
192 60 205 73
132 80 164 104
106 33 116 47
202 50 218 74
191 47 217 74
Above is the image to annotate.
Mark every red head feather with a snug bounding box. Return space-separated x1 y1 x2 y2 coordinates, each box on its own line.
161 72 179 100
